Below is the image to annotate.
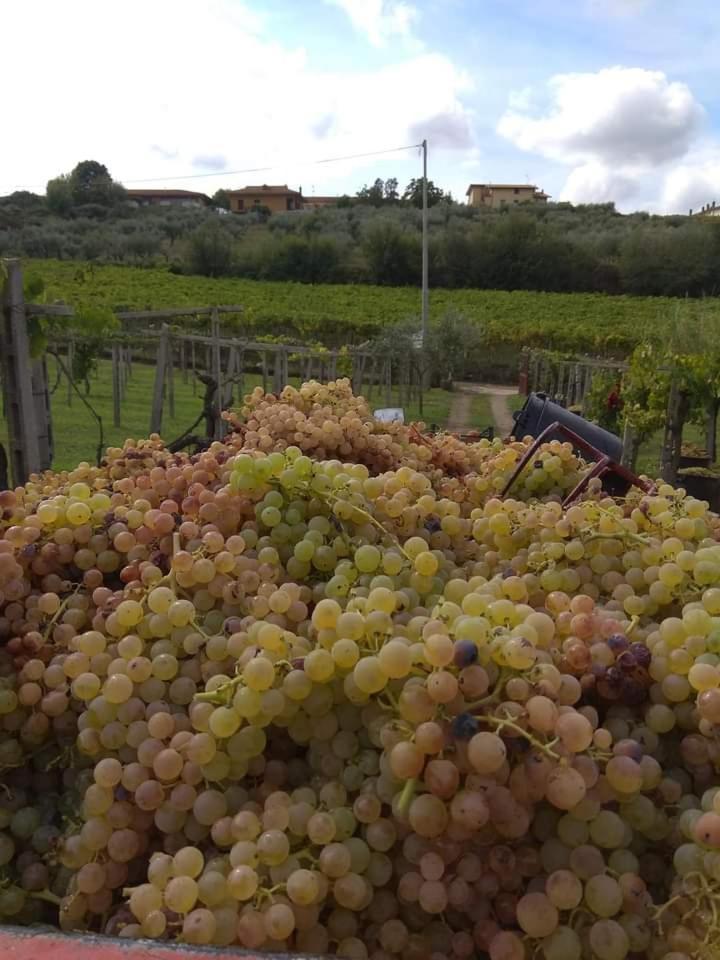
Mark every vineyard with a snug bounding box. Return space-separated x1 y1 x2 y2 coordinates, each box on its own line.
31 259 715 357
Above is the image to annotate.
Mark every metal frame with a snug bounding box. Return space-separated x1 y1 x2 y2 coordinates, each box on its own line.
501 421 655 506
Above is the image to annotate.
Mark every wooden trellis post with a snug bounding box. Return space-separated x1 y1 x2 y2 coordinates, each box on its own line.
273 349 285 395
111 343 121 427
0 259 52 483
181 339 188 384
223 347 237 409
167 336 175 420
352 353 366 396
211 309 224 439
262 352 269 393
235 349 244 407
118 345 127 401
67 340 74 407
582 366 593 412
150 325 170 434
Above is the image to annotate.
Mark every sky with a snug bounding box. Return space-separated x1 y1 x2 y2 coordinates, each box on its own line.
2 0 720 213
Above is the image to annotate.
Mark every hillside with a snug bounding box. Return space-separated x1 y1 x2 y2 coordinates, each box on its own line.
31 259 715 362
3 187 720 298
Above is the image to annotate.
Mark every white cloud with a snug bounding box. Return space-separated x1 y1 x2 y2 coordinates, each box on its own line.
325 0 418 47
0 0 471 197
192 154 228 172
498 67 702 166
660 148 720 213
560 162 643 204
409 111 475 150
498 66 706 210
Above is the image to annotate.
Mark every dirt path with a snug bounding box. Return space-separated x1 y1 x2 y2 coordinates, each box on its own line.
447 391 472 432
488 393 514 437
449 382 518 437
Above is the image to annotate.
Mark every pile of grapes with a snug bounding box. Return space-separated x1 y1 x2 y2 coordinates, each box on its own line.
1 379 720 960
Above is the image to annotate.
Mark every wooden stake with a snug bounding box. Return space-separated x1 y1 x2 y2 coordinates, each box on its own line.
181 339 188 384
0 259 43 483
211 309 223 439
111 343 121 428
167 336 175 420
149 325 169 435
67 340 74 407
273 349 284 395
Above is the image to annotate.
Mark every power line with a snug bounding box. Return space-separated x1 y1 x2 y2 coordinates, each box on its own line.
2 142 423 195
126 142 422 183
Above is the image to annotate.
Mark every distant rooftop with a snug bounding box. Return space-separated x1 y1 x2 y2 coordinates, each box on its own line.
228 184 302 196
466 183 539 194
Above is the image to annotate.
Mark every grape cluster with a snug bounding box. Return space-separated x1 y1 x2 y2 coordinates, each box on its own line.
227 379 515 483
0 381 720 960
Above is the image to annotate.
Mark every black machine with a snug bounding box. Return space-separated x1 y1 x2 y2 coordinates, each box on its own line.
503 392 653 504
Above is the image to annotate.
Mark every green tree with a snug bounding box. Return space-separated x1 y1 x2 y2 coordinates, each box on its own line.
363 222 421 285
357 179 385 207
383 178 399 203
46 175 74 215
186 221 234 277
212 189 231 210
402 178 446 207
69 160 126 207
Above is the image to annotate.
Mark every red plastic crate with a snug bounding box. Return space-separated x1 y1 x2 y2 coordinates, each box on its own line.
0 927 309 960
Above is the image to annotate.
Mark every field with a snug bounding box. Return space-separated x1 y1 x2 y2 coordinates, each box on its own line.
29 259 714 356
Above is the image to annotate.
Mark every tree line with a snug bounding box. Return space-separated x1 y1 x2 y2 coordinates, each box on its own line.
1 160 719 299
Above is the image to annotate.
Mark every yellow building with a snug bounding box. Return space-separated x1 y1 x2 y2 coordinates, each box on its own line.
691 201 720 218
228 184 303 214
466 183 550 209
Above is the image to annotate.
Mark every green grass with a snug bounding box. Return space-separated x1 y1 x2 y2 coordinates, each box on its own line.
507 394 527 414
635 422 711 479
0 358 457 473
469 396 494 430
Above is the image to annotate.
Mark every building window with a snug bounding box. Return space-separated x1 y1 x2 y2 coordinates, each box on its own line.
237 198 244 211
513 188 520 194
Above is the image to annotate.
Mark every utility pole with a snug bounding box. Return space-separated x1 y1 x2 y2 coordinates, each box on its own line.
421 139 429 346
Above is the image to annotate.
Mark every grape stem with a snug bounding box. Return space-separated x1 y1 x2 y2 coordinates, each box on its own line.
322 491 412 562
190 619 213 642
480 712 561 760
42 584 82 643
29 888 62 907
465 669 511 712
397 777 417 818
381 687 400 711
582 530 652 547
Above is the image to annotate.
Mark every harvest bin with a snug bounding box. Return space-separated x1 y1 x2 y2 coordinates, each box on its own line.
511 392 623 463
0 927 323 960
